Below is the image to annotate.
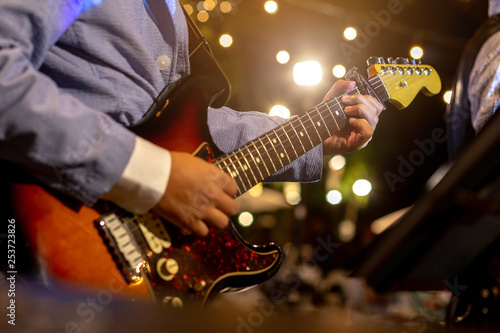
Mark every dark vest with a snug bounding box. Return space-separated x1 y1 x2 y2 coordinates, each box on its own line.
446 14 500 160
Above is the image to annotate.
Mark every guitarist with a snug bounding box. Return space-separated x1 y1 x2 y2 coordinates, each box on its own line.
0 0 382 240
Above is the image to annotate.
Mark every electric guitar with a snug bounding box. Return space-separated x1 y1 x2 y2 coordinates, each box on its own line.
9 57 441 308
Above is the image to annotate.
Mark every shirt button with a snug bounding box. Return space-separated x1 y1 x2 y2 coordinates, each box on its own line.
156 55 171 70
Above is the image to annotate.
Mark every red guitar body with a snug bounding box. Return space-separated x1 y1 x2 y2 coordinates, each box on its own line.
9 74 282 308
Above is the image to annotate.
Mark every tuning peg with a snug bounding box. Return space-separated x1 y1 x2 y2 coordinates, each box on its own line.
386 57 395 64
395 57 409 64
366 56 385 65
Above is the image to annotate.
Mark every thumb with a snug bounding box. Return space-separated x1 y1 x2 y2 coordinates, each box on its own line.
323 79 356 102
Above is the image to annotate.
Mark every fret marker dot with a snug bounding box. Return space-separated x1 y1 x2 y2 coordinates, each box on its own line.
273 139 277 144
317 122 321 126
300 132 304 137
231 172 238 178
256 158 261 163
336 111 339 115
244 165 248 170
280 153 285 158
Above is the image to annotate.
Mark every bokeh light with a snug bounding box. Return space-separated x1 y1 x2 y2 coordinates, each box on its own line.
293 61 322 86
343 27 357 40
352 179 372 196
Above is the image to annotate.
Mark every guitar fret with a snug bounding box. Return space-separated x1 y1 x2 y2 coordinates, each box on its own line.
257 137 274 176
262 134 283 171
218 156 248 194
288 118 307 155
316 106 332 137
245 146 265 181
234 152 254 191
274 128 293 164
225 155 245 191
218 158 230 174
237 148 259 186
306 111 323 144
297 116 315 150
326 101 341 131
281 125 299 161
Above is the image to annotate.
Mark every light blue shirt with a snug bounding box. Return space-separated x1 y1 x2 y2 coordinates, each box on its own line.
0 0 322 207
469 2 500 131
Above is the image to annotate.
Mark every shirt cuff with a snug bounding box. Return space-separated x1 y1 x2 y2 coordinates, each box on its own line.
102 136 171 214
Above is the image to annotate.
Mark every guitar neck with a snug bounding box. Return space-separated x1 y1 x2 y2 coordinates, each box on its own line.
213 74 390 196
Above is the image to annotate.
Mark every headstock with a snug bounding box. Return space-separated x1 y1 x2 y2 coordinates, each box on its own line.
366 56 442 110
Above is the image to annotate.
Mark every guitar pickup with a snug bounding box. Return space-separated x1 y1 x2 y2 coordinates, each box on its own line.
96 213 147 284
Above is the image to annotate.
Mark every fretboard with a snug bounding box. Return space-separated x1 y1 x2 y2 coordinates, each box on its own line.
214 75 387 197
213 90 347 196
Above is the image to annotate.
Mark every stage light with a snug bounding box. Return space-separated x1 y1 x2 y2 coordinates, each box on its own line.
219 34 233 47
183 4 194 15
326 190 342 205
238 212 254 227
197 11 209 22
352 179 372 196
410 46 424 60
276 50 290 64
269 105 291 119
332 65 346 78
338 219 356 242
328 155 346 171
264 1 278 14
343 27 357 41
284 182 301 205
203 0 217 11
220 1 232 13
293 61 322 86
444 90 452 104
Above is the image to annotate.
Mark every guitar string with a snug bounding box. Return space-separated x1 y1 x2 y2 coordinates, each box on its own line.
220 85 385 193
216 88 353 169
216 117 338 192
227 64 434 172
369 66 432 90
213 81 396 192
370 65 434 92
217 68 430 191
215 67 433 192
216 88 354 172
214 90 355 191
216 75 388 172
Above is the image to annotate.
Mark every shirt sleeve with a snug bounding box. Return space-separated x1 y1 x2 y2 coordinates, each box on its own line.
102 136 171 214
468 31 500 132
208 106 324 183
0 0 136 206
102 106 324 214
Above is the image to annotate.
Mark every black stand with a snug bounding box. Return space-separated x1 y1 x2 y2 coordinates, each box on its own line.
352 111 500 328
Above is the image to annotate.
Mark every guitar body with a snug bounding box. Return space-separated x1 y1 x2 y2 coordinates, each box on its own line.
11 183 151 297
10 74 282 307
9 57 442 308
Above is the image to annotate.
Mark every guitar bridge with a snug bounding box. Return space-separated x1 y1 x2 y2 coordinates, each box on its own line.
96 213 148 284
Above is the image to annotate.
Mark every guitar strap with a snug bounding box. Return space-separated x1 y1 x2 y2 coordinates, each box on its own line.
143 0 230 108
180 3 231 108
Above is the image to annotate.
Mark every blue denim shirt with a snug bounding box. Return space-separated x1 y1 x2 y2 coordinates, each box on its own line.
0 0 322 206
